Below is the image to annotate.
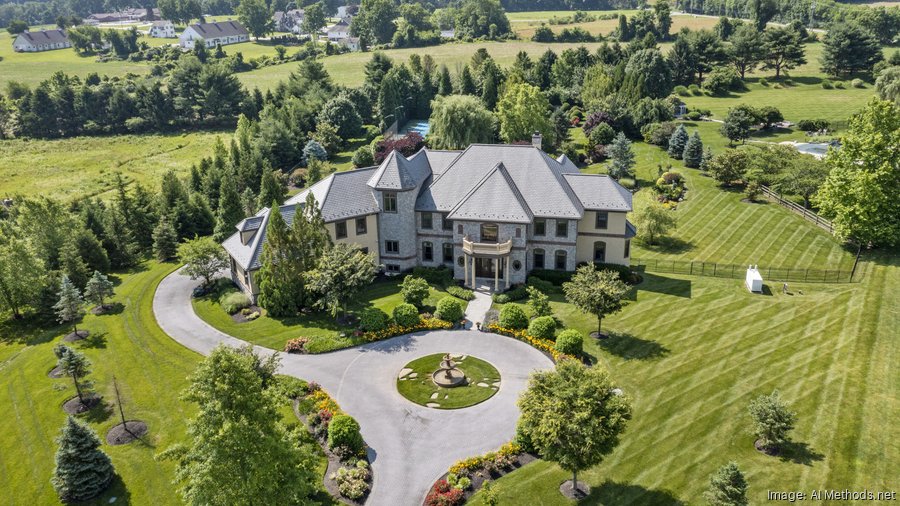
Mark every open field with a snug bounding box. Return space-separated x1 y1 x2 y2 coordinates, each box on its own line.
0 130 225 201
510 11 720 39
476 251 898 504
0 261 334 505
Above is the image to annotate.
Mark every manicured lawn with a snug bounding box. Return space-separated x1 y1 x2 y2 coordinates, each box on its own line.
192 277 454 352
0 260 334 505
397 353 501 409
0 131 225 201
480 250 899 504
573 124 858 270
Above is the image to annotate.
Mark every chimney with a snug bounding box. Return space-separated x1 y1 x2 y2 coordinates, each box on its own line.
531 132 542 150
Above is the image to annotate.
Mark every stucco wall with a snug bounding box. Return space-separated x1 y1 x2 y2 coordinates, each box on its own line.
327 213 380 264
575 211 631 266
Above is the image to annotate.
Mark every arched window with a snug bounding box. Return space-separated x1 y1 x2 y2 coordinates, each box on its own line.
533 249 545 269
555 250 567 270
593 241 607 264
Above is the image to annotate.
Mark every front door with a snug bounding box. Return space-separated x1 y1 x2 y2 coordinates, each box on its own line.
474 257 504 279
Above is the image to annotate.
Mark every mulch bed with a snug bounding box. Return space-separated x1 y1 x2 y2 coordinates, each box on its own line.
231 306 262 324
48 365 65 379
106 420 149 445
62 394 101 415
590 331 609 340
90 305 112 315
755 438 780 456
62 330 90 342
559 479 591 499
426 453 538 505
292 399 371 506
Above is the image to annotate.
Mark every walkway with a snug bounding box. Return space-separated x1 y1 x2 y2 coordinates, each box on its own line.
153 268 553 506
463 287 494 329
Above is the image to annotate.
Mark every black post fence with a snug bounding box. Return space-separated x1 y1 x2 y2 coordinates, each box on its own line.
631 258 861 283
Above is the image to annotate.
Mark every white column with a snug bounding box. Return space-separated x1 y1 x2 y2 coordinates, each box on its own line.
464 255 469 288
505 256 510 289
494 257 499 291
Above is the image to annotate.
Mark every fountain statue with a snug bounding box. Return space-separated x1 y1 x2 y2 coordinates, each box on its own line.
431 353 466 388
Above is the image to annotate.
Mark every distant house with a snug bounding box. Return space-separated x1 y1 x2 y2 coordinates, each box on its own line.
179 20 249 49
12 29 71 52
149 20 176 38
440 29 455 39
337 5 358 21
274 9 304 33
86 8 159 24
326 19 351 41
338 36 360 51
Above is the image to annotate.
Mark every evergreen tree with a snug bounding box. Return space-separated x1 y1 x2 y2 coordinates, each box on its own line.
213 177 244 242
683 131 704 168
437 65 453 96
607 133 635 179
59 241 90 291
667 124 689 159
668 33 699 85
51 416 114 503
536 49 557 90
72 229 110 275
258 169 286 209
729 25 765 79
458 66 477 95
83 271 114 309
820 23 883 77
241 187 258 216
58 344 91 403
54 275 85 337
153 216 179 261
302 140 328 165
705 462 749 506
617 14 631 41
256 205 303 316
762 27 806 79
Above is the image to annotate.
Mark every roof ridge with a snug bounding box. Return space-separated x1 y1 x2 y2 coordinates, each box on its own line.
495 162 534 220
424 144 473 189
447 162 532 222
540 150 584 216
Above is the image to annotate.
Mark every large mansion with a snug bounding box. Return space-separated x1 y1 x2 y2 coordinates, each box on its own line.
223 140 635 300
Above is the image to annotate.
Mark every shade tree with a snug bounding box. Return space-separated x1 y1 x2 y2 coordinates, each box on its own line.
820 22 883 77
633 196 678 245
0 234 44 319
306 243 377 319
428 95 497 149
496 82 554 147
177 236 229 287
562 264 629 337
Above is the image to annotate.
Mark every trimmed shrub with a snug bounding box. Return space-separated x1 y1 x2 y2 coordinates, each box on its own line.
359 308 389 332
759 78 768 86
327 414 364 453
851 78 864 88
492 284 528 304
446 286 475 301
434 297 464 323
688 84 702 95
589 122 615 146
393 303 420 327
555 329 584 355
528 316 557 340
411 266 453 287
834 81 845 89
674 85 689 96
220 291 251 314
529 269 574 285
526 277 556 294
400 275 430 307
821 79 834 89
685 111 702 121
499 305 528 329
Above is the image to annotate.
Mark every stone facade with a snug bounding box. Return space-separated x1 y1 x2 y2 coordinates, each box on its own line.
376 189 420 273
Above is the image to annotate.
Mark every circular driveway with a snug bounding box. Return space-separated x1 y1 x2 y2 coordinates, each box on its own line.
153 269 553 506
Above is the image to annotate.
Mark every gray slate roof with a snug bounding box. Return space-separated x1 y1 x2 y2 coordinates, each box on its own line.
417 144 584 219
188 21 248 38
423 149 462 176
288 166 380 221
447 163 533 223
561 173 633 212
18 29 68 45
222 204 298 271
367 150 431 191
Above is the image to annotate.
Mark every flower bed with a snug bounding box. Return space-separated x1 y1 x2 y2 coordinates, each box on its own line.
486 324 571 362
425 442 536 505
362 317 452 342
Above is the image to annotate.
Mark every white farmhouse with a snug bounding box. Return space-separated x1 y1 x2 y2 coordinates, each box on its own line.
149 20 176 38
326 19 351 41
12 29 71 52
179 20 249 49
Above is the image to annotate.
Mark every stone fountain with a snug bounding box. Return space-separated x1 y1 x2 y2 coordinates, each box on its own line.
431 353 466 388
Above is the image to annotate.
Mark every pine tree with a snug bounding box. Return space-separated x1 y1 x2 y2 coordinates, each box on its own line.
213 177 245 242
84 271 114 309
58 345 91 403
700 147 714 172
256 206 303 316
704 462 749 506
51 416 114 503
153 216 179 261
437 65 453 96
306 158 324 186
257 169 286 209
59 241 90 290
683 131 704 168
607 132 635 179
54 276 85 337
459 65 477 95
667 124 689 159
241 187 257 216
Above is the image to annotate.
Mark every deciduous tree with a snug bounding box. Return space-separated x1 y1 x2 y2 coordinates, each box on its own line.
562 264 629 336
236 0 274 40
634 196 677 245
428 95 496 149
306 243 376 319
177 236 229 287
496 82 554 146
0 234 43 319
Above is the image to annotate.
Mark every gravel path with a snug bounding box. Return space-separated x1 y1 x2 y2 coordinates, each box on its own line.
153 268 553 506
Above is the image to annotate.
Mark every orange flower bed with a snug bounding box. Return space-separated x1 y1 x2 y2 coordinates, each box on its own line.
362 318 453 342
486 323 570 362
310 387 342 415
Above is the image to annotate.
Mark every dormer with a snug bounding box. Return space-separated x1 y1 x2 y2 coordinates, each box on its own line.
235 216 264 245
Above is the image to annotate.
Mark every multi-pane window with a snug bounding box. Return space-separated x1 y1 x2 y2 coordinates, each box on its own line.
556 219 568 238
335 220 347 239
443 243 453 263
555 250 567 270
383 192 397 213
385 240 399 254
533 249 545 269
442 214 453 231
356 217 367 235
534 219 546 236
421 212 433 229
422 241 433 262
595 211 609 229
